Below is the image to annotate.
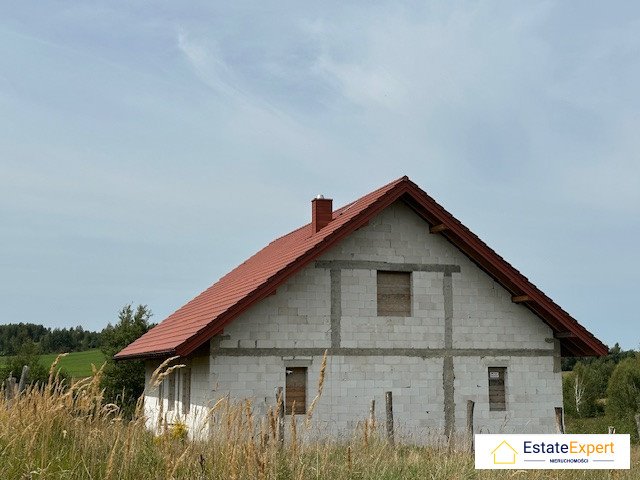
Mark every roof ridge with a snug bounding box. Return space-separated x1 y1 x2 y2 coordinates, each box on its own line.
115 175 606 360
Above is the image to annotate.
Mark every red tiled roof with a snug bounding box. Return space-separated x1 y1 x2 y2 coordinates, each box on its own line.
115 176 607 359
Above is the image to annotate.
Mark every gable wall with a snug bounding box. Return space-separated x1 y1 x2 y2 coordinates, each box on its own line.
319 201 553 349
147 201 563 439
221 201 553 350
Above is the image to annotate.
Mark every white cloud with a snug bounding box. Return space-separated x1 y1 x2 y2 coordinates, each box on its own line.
177 30 242 101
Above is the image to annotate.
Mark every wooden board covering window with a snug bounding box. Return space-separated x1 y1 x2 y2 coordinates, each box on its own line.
377 271 411 316
182 368 191 415
285 367 307 415
488 367 507 411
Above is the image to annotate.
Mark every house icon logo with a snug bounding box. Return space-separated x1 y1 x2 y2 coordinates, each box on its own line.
491 440 518 465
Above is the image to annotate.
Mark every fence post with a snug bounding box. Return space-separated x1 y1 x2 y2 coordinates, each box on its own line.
466 400 475 452
554 407 565 434
369 399 376 429
276 386 285 445
5 376 16 403
385 391 394 446
18 366 30 393
635 414 640 441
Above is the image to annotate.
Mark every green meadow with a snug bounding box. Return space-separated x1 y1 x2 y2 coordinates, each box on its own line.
1 348 106 378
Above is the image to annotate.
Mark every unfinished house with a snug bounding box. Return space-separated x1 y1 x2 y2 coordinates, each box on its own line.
115 176 606 441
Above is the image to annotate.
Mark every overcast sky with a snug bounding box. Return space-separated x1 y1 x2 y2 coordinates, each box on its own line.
1 2 638 349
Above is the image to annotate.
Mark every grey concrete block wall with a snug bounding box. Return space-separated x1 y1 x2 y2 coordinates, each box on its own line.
207 353 446 440
142 200 564 440
340 269 445 349
218 265 331 349
321 202 555 350
453 355 562 434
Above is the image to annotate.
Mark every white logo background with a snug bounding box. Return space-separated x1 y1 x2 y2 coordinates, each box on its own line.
474 434 630 470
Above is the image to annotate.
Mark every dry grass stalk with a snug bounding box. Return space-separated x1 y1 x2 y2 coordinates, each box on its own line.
290 402 298 456
104 429 120 480
149 356 181 388
363 418 370 448
268 407 276 441
169 443 191 480
47 352 68 384
305 349 327 427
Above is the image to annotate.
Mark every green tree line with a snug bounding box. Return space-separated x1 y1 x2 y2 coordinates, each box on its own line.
0 323 101 356
0 305 153 418
563 344 640 440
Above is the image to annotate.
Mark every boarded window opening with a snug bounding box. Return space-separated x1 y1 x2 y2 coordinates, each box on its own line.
285 367 307 415
168 372 175 411
182 368 191 415
377 271 411 316
488 367 507 411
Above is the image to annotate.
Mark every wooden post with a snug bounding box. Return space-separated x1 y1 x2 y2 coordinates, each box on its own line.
554 407 565 434
608 426 615 434
466 400 475 452
385 391 394 446
276 386 285 445
369 399 376 429
18 366 29 393
5 377 16 403
635 414 640 441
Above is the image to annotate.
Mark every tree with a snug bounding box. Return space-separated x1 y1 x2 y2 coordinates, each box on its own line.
606 355 640 421
100 304 152 417
562 372 578 416
574 369 586 416
562 361 604 417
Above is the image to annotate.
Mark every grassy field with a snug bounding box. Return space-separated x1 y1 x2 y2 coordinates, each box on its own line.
0 348 106 378
39 348 106 378
0 361 636 479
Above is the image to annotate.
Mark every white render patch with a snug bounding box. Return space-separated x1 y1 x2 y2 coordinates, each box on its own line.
143 354 211 439
143 201 562 441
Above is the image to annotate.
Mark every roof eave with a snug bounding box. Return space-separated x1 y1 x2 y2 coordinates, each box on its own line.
113 348 177 362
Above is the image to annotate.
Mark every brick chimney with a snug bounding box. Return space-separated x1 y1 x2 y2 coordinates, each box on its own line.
312 195 333 233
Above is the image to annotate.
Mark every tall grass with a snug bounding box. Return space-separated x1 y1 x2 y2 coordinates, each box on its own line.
0 356 637 479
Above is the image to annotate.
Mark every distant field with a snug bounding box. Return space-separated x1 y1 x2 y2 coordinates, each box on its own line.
0 349 106 378
39 349 106 378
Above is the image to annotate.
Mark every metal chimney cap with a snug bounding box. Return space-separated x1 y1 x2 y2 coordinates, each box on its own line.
315 194 325 200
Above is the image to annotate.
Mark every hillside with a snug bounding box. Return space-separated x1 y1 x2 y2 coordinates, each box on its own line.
39 349 106 378
1 349 106 379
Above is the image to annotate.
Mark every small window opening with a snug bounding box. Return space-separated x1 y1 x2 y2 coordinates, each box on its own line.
285 367 307 415
377 271 411 316
182 368 191 415
168 371 176 411
488 367 507 411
